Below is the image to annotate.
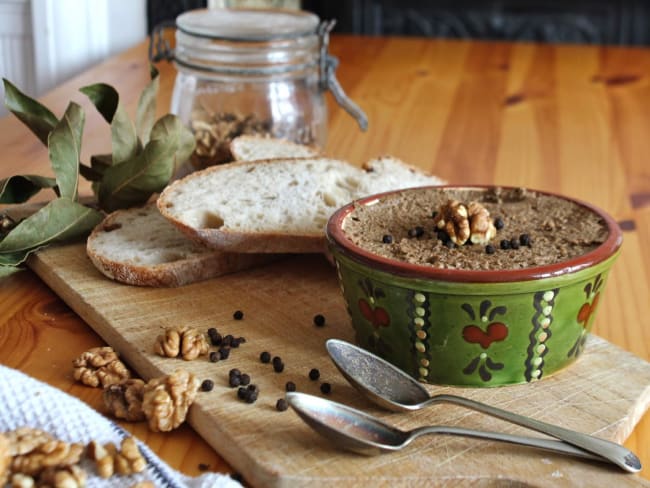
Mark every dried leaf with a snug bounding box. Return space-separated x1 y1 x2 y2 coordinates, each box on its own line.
80 83 119 123
0 198 103 253
2 78 58 145
149 114 196 173
98 139 175 212
48 102 84 200
136 65 160 145
112 104 141 166
0 175 57 204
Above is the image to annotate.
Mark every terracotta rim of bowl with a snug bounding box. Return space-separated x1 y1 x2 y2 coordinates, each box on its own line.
326 185 623 283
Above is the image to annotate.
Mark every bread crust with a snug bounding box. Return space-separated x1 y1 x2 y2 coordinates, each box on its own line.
86 205 281 287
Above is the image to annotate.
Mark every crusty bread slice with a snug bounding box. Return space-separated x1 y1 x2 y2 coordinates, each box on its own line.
157 157 444 254
86 204 278 287
158 158 365 253
230 135 320 161
361 155 445 192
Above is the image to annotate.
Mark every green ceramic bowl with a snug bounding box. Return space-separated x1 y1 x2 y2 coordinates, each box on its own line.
326 186 622 387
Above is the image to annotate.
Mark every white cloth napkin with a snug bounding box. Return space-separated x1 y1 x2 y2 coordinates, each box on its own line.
0 364 241 488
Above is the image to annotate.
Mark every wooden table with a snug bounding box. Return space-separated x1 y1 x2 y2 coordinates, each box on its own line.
1 35 649 482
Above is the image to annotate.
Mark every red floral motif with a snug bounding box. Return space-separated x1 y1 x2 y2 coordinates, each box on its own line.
577 292 600 328
462 322 508 349
358 298 390 328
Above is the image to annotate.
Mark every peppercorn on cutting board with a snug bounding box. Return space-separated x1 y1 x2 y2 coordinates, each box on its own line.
28 244 650 487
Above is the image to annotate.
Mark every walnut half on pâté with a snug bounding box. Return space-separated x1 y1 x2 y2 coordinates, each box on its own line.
433 200 496 246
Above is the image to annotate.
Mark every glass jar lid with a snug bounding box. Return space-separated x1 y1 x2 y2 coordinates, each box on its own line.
176 8 320 42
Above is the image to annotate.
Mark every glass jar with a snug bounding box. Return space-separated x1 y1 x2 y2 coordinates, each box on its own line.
150 8 367 169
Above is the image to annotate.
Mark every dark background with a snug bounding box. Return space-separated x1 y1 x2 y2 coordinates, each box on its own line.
147 0 650 46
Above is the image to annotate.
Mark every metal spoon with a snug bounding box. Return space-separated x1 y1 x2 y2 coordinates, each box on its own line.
286 391 605 463
326 339 642 473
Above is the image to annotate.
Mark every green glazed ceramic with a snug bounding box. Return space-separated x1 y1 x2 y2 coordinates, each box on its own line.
326 186 623 387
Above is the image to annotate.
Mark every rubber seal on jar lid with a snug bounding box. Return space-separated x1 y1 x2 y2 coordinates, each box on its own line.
176 8 320 42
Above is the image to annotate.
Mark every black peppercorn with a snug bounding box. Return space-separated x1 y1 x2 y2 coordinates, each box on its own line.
237 386 248 400
209 351 219 363
285 381 296 392
494 217 505 230
229 368 241 378
520 233 531 246
222 334 233 347
309 368 320 381
510 237 520 250
230 337 241 348
240 373 251 386
260 351 271 363
233 310 244 320
273 360 285 373
200 379 214 392
408 226 424 238
209 331 222 346
485 244 496 254
229 375 241 387
320 382 332 394
437 230 449 243
500 239 511 250
313 314 326 327
382 234 393 244
276 398 289 411
444 239 455 249
219 347 231 360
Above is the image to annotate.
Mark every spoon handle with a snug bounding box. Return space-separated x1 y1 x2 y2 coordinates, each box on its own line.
410 425 605 462
429 394 641 473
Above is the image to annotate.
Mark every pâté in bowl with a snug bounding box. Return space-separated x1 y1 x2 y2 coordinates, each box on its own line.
326 185 622 387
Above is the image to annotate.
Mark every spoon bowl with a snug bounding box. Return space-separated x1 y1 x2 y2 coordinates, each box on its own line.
326 339 642 473
286 391 604 462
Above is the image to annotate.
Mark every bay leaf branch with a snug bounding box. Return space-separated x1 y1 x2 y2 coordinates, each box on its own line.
3 78 58 146
0 175 57 204
48 102 84 200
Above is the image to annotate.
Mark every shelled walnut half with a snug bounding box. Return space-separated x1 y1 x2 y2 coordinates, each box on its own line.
142 370 200 432
154 327 209 361
103 379 146 422
72 346 131 388
433 200 496 245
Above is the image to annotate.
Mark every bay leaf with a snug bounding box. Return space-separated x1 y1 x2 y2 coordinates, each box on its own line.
0 248 45 275
97 139 175 212
111 104 141 166
3 78 58 146
0 175 57 204
149 114 196 173
79 83 119 123
136 65 160 145
48 102 84 200
0 198 103 253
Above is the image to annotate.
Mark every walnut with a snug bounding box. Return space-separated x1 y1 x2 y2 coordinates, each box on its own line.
114 437 146 475
142 370 200 432
0 433 10 486
38 465 86 488
11 438 83 477
467 201 497 245
88 437 145 478
130 482 155 488
5 427 53 456
72 347 131 388
154 327 209 361
103 379 146 422
10 472 35 488
433 200 471 245
87 441 114 479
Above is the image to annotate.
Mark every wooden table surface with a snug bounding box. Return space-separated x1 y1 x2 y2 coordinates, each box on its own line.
1 35 649 483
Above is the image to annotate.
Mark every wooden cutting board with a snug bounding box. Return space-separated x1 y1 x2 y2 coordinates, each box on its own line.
29 244 650 487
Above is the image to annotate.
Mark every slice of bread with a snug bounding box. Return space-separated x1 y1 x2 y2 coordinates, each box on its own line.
86 204 279 287
230 135 320 161
361 155 445 194
157 157 444 254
